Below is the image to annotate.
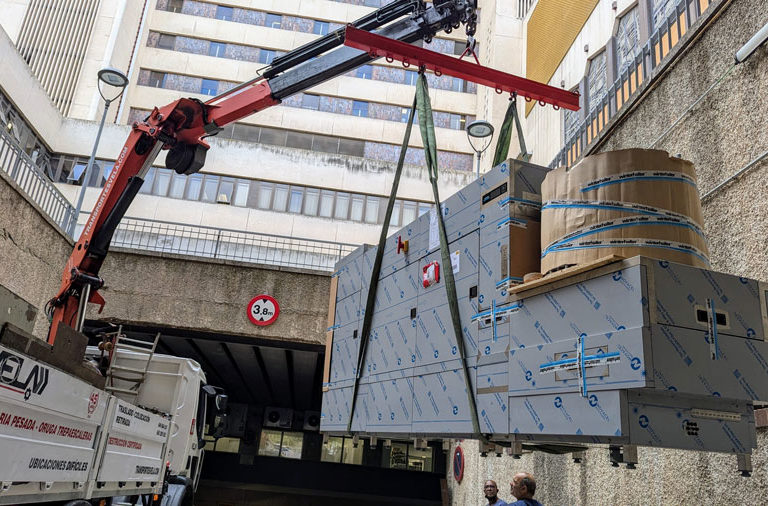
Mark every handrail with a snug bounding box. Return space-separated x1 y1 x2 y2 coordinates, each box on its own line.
0 126 76 233
103 214 359 273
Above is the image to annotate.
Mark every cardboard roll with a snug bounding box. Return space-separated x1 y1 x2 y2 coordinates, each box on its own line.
541 149 709 274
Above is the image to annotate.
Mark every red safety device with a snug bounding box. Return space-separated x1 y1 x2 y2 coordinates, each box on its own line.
423 261 440 288
343 26 580 111
396 235 409 254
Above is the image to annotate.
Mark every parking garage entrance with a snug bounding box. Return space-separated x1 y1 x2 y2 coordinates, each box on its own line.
84 321 447 506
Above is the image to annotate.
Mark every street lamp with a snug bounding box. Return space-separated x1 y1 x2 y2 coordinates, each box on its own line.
69 67 129 237
466 120 494 177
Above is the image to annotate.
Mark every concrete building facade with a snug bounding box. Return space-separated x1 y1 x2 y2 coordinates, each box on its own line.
449 0 768 504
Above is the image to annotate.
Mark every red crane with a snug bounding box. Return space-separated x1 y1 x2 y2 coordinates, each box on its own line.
46 0 579 343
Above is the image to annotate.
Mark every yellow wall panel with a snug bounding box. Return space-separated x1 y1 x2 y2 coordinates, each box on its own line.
525 0 600 116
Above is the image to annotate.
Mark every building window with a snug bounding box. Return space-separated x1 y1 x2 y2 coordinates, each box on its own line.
365 196 379 223
289 187 304 213
258 182 273 209
218 177 235 203
335 192 349 219
405 70 419 86
352 100 368 118
356 65 372 79
185 174 202 200
615 7 640 74
139 167 155 193
259 49 276 65
258 429 282 457
167 0 184 13
233 180 249 206
402 201 416 224
157 34 176 50
382 442 434 472
200 78 218 96
153 169 172 196
273 184 289 211
148 71 166 88
313 21 329 35
322 436 344 463
201 175 219 202
168 173 186 199
258 430 303 459
304 188 319 216
215 5 233 21
302 94 320 110
389 200 401 226
651 0 677 31
350 195 364 221
586 51 607 113
209 41 227 58
266 13 282 29
319 190 334 217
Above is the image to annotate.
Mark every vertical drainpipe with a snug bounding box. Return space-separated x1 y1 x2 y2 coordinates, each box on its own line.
115 0 150 124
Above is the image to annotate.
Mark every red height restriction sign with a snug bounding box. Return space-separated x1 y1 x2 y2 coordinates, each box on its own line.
247 295 279 326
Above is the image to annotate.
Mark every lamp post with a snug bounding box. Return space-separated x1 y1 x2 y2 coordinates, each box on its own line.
69 67 129 237
466 120 494 177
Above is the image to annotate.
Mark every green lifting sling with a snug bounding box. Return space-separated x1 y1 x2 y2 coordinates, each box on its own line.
346 72 483 440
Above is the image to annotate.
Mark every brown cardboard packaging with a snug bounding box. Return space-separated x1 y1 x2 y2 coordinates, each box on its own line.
541 149 709 274
506 219 542 282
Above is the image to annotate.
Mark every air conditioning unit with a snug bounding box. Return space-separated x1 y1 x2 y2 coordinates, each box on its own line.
263 407 293 429
303 411 321 431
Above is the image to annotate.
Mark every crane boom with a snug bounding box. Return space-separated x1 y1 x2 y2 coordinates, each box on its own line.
46 0 578 343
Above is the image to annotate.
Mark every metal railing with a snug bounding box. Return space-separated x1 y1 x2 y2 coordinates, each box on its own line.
550 0 711 168
0 127 76 232
107 216 358 272
1 123 357 272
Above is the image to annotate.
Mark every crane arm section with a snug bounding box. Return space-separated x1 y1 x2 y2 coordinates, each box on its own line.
46 0 578 343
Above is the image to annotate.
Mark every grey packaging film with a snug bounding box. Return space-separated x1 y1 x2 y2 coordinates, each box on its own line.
323 156 768 456
651 260 766 339
363 262 420 376
378 221 423 280
415 231 480 367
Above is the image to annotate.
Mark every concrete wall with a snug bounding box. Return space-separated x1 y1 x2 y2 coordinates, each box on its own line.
450 0 768 503
94 249 330 346
0 170 72 340
1 151 330 347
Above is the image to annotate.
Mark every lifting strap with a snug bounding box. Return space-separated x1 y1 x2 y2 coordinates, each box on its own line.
346 72 483 440
346 94 418 433
492 94 531 166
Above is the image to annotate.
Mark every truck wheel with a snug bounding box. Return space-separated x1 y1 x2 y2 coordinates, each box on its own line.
161 483 194 506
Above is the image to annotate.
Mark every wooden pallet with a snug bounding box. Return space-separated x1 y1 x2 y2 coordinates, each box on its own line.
509 255 625 295
322 275 339 392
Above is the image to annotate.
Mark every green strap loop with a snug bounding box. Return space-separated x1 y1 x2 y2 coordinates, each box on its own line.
415 73 483 439
346 94 418 433
492 95 531 167
346 74 484 442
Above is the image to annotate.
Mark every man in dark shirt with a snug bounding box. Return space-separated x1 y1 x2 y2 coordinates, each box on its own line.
483 480 509 505
509 472 543 506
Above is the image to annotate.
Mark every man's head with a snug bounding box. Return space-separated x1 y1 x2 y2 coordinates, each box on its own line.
511 472 536 500
484 480 499 500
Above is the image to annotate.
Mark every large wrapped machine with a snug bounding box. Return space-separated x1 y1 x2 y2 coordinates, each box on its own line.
322 154 768 467
541 149 709 274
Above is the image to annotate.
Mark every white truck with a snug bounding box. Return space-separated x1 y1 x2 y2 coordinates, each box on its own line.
0 334 226 505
